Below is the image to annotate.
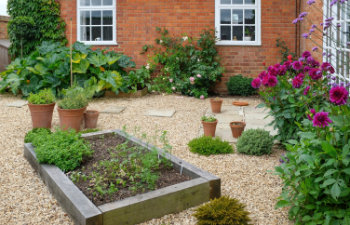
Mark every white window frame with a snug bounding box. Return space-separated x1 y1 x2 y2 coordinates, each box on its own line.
215 0 261 46
77 0 117 45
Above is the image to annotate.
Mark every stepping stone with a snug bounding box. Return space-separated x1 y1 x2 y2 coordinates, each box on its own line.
145 109 176 117
101 106 126 114
6 100 28 108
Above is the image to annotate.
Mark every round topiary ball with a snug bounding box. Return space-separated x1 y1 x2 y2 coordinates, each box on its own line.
193 196 252 225
236 129 274 156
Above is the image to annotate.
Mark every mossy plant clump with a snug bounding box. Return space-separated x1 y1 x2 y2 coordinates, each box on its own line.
24 128 52 143
28 89 55 105
188 136 233 156
236 129 274 156
193 196 253 225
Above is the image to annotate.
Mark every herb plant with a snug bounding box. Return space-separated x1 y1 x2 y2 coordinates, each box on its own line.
24 128 52 143
236 129 274 156
188 136 233 156
27 89 55 104
58 85 95 109
226 75 256 96
201 116 217 122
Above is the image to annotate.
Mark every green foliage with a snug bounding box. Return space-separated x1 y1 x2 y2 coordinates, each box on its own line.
7 0 66 58
275 105 350 225
27 89 55 104
276 38 296 63
201 116 217 122
193 196 253 225
24 128 52 143
79 128 100 134
0 41 133 96
143 28 223 98
226 75 256 96
58 85 95 109
236 129 274 156
188 136 233 156
120 66 151 93
29 129 93 172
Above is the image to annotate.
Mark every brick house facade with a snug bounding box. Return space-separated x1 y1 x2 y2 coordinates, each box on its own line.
58 0 323 93
0 16 9 39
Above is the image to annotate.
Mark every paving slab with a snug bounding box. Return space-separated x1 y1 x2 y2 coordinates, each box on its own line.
145 109 176 117
101 106 126 114
6 100 28 108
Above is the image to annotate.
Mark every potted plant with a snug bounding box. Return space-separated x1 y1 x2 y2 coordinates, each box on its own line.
57 86 94 131
230 121 246 138
201 116 218 137
244 29 252 41
84 110 99 129
27 89 56 129
210 97 223 113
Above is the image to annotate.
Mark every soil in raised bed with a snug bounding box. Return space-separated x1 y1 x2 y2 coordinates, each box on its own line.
67 133 191 206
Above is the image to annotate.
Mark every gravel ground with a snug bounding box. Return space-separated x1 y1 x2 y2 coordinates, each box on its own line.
0 93 293 225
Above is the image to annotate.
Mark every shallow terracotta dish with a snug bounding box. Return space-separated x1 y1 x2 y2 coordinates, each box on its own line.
232 101 249 106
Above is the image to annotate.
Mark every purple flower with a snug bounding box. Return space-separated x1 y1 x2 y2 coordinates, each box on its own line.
309 68 323 80
310 108 316 114
283 61 292 69
200 95 205 100
262 76 278 87
258 71 267 80
279 65 287 75
321 62 335 74
292 61 303 70
299 57 306 61
303 66 311 73
302 51 311 58
307 0 316 5
330 0 338 6
251 78 262 89
329 86 349 105
312 46 318 51
292 76 303 88
302 33 309 38
299 12 308 18
309 28 315 34
292 18 299 24
313 112 332 128
303 86 310 95
311 24 317 28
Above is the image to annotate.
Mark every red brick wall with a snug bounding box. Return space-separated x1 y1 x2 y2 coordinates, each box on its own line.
59 0 298 93
0 16 9 39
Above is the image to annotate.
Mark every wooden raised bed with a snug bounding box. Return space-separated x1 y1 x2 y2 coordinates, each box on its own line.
24 130 220 225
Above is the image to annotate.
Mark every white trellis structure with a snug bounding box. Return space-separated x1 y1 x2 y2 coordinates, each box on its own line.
323 0 350 84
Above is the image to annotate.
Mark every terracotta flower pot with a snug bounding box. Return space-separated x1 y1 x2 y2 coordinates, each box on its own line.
230 121 246 138
202 120 218 137
28 103 55 129
210 98 223 113
57 106 87 131
84 110 99 129
232 101 249 106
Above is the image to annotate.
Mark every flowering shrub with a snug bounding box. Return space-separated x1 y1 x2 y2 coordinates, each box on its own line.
142 28 223 98
252 51 338 142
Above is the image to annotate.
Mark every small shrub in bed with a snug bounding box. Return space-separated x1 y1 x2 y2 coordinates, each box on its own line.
226 75 256 96
24 128 52 143
188 136 233 156
236 129 274 156
193 196 253 225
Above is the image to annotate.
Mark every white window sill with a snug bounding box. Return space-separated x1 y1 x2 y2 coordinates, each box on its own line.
79 41 118 46
216 41 261 46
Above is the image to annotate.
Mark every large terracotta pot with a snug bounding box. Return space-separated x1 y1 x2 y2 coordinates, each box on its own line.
210 98 223 113
28 103 55 129
230 121 246 138
57 106 87 131
84 110 99 129
202 120 218 137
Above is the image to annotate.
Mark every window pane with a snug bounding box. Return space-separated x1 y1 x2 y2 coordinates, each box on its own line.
232 26 243 41
220 0 231 4
103 0 113 5
103 26 113 40
92 0 101 6
232 10 243 24
92 27 102 41
103 10 113 25
80 11 90 25
92 11 102 25
245 9 255 24
80 0 90 6
244 26 255 41
80 26 90 41
232 0 243 4
245 0 255 4
221 9 231 24
221 26 231 40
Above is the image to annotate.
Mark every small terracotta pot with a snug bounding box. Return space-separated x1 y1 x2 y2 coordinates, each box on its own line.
57 106 87 131
230 121 246 138
232 101 249 106
202 120 218 137
84 110 99 129
28 103 55 129
210 98 223 113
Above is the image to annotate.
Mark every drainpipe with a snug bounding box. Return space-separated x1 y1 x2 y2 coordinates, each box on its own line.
295 0 301 57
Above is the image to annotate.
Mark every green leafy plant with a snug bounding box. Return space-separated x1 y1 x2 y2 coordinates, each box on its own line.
188 136 233 156
236 129 274 156
79 128 100 134
29 129 93 172
226 75 256 96
7 0 66 58
276 38 296 63
143 28 223 98
24 128 52 143
193 196 252 225
201 116 217 122
58 85 95 109
27 89 55 104
120 66 151 93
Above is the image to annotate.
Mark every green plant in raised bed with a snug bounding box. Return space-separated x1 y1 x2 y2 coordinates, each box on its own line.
188 136 233 156
226 75 256 96
236 129 274 156
24 128 52 143
79 128 100 134
193 196 253 225
27 89 55 104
